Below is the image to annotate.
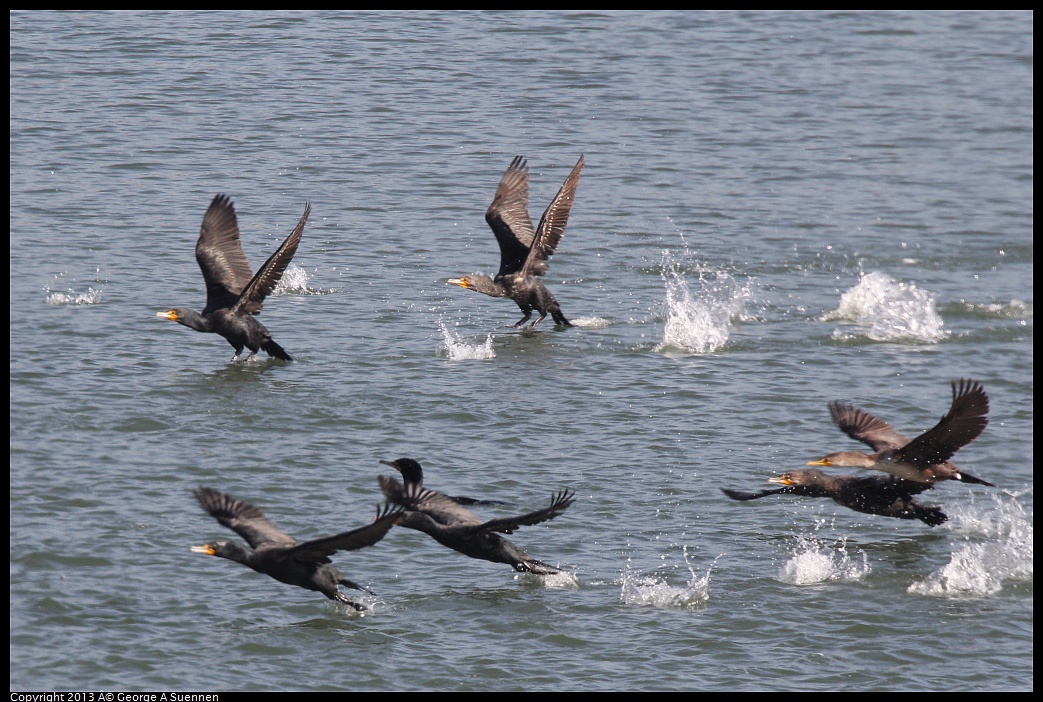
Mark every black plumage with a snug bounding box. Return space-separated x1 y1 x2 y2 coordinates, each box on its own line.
379 459 575 575
158 194 309 361
191 487 399 609
722 469 948 526
449 155 584 327
808 379 992 486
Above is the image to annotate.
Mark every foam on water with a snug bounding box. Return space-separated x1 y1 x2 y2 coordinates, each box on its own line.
437 322 495 360
569 315 612 329
272 263 335 295
951 298 1033 321
908 489 1033 598
821 271 947 343
655 251 749 354
778 527 871 585
523 569 580 589
620 547 716 608
45 287 103 305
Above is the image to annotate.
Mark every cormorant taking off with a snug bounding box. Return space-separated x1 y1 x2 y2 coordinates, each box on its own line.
449 155 584 328
722 469 948 526
808 379 992 486
191 487 399 609
158 194 310 362
379 459 575 575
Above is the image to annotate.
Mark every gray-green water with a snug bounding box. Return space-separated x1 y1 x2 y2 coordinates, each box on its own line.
10 10 1032 691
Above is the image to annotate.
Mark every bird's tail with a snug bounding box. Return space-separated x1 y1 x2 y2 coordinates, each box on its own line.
551 308 573 327
263 339 292 361
956 471 995 487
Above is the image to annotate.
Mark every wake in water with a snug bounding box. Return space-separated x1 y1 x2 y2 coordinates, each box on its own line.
655 251 750 354
777 527 871 585
908 489 1033 598
45 287 102 305
437 322 495 360
821 271 947 343
568 315 612 329
620 547 717 608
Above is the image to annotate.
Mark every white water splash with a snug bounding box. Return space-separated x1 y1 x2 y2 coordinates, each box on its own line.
45 287 102 305
273 263 311 294
526 569 580 589
956 298 1033 320
778 532 871 585
620 547 716 608
655 253 749 354
821 271 947 343
909 490 1032 598
438 322 495 360
569 315 612 329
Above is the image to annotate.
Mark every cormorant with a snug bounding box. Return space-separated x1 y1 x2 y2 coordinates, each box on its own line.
722 469 947 526
808 379 992 486
191 486 399 609
379 459 575 575
158 194 310 362
449 155 584 328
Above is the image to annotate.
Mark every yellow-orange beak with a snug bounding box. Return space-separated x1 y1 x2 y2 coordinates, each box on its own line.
157 310 180 321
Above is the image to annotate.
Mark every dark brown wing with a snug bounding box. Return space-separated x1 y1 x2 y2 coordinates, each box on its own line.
486 156 537 277
829 400 910 452
197 194 255 314
381 477 484 527
471 489 575 535
895 379 989 467
721 487 789 501
232 202 310 316
288 503 400 561
192 486 295 549
522 155 584 278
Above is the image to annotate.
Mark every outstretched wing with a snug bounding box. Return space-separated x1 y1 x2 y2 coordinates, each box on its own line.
828 400 910 452
289 503 401 560
487 156 537 277
381 477 484 527
522 155 584 278
472 489 575 535
192 486 295 549
721 487 789 501
896 379 989 467
231 202 310 315
197 194 255 314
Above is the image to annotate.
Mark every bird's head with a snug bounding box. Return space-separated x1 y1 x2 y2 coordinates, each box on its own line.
807 451 873 468
379 458 424 485
190 542 219 556
769 469 824 487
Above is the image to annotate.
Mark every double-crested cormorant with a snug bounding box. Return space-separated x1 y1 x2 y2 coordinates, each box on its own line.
449 155 584 328
158 194 310 362
722 469 947 526
808 379 992 486
379 459 575 575
191 486 399 609
379 458 507 507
